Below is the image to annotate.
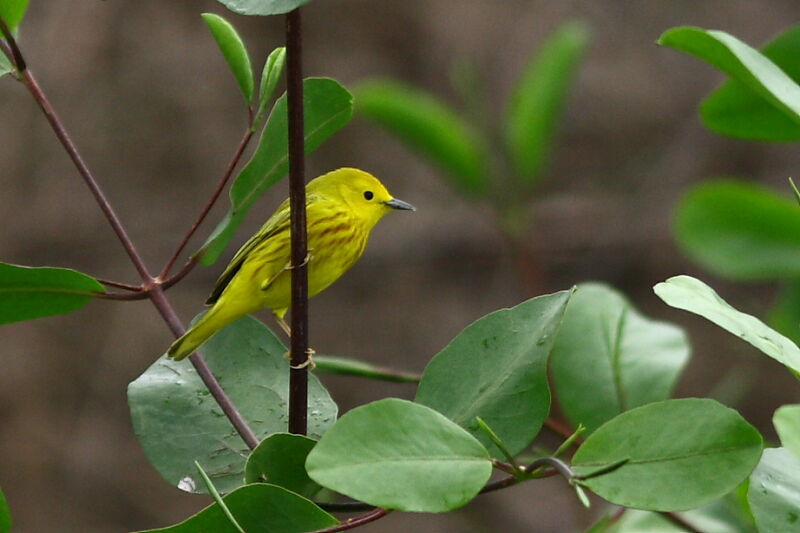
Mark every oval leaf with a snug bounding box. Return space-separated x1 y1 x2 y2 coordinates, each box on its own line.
0 262 104 324
215 0 312 16
573 398 763 511
134 483 337 533
256 47 287 121
244 433 321 498
354 79 489 195
199 77 353 264
306 398 492 513
506 20 589 184
202 13 254 103
775 405 800 460
659 27 800 128
654 275 800 373
415 290 573 457
128 315 337 494
675 180 800 280
747 448 800 533
701 27 800 141
551 283 690 434
0 0 28 32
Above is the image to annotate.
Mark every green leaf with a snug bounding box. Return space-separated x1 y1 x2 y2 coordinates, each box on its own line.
0 486 10 533
256 47 287 123
199 78 353 265
215 0 312 16
313 354 420 383
202 13 254 103
127 315 337 494
244 433 321 498
775 405 800 460
607 510 683 532
610 497 757 533
674 180 800 280
551 283 690 435
658 27 800 131
506 20 589 184
415 290 573 457
306 398 492 513
700 26 800 141
573 398 763 511
747 448 800 533
768 281 800 347
0 0 28 32
133 483 338 533
0 54 12 79
354 79 489 196
654 275 800 373
0 262 104 324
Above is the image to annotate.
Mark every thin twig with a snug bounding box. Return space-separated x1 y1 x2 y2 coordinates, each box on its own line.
162 256 200 289
310 508 390 533
96 278 143 291
160 128 255 278
93 290 150 301
286 7 309 435
149 285 260 450
6 25 260 451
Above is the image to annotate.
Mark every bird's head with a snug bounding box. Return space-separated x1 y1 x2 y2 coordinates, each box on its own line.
309 168 415 228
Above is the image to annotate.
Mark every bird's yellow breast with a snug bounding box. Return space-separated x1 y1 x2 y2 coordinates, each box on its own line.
230 203 369 317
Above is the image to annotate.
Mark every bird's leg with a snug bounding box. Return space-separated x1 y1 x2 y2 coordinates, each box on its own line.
279 249 315 368
276 316 292 336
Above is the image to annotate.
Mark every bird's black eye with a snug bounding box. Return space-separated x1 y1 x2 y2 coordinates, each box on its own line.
363 191 374 200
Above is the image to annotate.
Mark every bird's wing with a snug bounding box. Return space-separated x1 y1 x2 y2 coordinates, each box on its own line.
205 193 324 305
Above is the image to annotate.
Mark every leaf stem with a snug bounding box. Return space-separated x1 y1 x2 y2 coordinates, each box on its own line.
285 7 309 435
194 461 246 533
160 127 255 278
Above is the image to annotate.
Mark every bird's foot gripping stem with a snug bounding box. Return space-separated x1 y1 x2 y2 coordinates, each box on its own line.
284 348 316 370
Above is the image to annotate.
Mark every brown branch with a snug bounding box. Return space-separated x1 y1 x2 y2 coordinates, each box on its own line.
160 128 255 279
149 285 260 450
286 7 309 435
162 256 200 289
3 22 260 452
310 509 390 533
93 290 150 301
96 278 143 291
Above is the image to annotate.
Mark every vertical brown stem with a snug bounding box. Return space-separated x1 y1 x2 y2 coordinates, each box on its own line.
286 8 309 435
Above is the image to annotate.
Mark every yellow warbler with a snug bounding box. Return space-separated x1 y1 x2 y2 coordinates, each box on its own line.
167 167 414 361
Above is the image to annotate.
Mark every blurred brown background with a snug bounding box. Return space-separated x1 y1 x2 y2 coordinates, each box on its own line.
1 1 799 531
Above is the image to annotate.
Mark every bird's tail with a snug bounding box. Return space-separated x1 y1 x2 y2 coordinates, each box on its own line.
167 304 241 361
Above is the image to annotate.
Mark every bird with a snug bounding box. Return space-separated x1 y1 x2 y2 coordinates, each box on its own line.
167 167 415 361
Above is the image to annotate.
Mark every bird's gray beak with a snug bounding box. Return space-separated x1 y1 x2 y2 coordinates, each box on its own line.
384 198 416 211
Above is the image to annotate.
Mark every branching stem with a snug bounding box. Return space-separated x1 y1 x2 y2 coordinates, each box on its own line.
1 20 260 452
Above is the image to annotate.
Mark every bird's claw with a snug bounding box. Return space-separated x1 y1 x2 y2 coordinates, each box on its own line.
286 348 316 370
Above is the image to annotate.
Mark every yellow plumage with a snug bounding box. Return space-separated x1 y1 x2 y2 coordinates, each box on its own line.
167 167 414 361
